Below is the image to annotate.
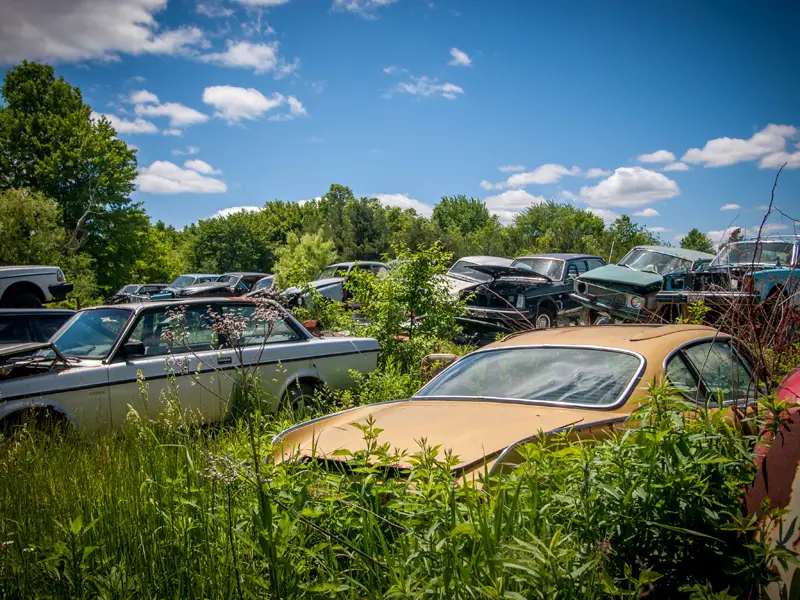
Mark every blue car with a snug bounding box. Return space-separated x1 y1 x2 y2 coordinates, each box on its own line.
655 235 798 311
149 274 220 300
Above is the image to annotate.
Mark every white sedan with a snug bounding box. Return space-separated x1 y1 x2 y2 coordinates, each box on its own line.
0 298 379 432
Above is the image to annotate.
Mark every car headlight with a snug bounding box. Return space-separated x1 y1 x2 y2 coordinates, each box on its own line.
628 295 644 309
515 295 526 309
297 296 305 306
575 281 588 295
57 269 64 282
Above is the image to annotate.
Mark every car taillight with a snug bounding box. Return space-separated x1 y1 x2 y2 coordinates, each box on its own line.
742 275 754 293
57 269 64 282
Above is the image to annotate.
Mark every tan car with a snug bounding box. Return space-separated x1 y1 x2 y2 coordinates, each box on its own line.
274 324 759 480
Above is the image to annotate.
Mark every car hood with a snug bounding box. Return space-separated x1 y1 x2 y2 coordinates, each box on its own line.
578 264 664 289
467 264 551 282
274 399 628 472
282 277 344 296
178 281 232 295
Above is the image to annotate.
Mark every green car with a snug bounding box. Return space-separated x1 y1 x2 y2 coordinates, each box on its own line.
570 246 715 323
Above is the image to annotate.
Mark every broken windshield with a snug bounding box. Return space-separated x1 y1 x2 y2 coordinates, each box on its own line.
711 241 794 267
618 249 691 275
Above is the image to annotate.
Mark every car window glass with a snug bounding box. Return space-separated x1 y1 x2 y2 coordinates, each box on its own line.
666 354 700 398
127 306 218 357
35 316 71 339
356 264 373 271
0 317 31 343
51 308 131 359
220 305 301 346
682 342 755 403
373 266 388 276
417 347 641 406
217 275 235 283
586 259 605 271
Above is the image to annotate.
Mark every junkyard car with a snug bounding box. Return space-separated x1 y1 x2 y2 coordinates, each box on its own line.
175 272 268 298
0 266 74 308
655 235 799 312
149 274 219 300
282 261 388 307
246 275 275 297
444 256 514 297
571 246 715 323
275 324 759 479
106 283 169 305
0 298 380 433
458 254 606 341
0 309 74 349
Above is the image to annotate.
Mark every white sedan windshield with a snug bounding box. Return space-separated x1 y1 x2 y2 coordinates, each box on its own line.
49 309 132 359
416 347 642 406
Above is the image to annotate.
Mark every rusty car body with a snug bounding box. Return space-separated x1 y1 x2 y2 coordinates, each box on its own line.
274 324 760 480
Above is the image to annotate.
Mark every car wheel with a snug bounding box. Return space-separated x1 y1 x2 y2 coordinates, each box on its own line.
534 306 555 329
2 292 43 309
283 382 319 414
0 408 69 438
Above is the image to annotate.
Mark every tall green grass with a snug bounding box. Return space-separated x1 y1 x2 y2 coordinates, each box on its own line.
0 381 789 599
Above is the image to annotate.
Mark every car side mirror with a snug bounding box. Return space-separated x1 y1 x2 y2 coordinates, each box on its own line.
121 340 145 359
420 353 458 384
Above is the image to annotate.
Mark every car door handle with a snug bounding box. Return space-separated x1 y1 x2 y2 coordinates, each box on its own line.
217 356 232 365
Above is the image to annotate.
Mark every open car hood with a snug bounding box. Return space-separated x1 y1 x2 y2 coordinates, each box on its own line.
179 281 233 295
282 277 345 296
465 264 551 281
578 264 664 289
274 399 628 473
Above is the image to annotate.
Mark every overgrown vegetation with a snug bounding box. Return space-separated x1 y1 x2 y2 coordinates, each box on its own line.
0 380 790 599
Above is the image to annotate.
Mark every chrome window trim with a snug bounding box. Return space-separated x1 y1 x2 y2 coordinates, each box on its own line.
413 344 647 411
487 416 628 478
661 335 757 407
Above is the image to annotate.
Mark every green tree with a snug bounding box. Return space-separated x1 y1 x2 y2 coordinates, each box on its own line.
316 184 355 254
512 202 605 255
432 195 493 237
680 228 715 254
0 61 140 293
599 215 660 263
341 197 389 260
0 188 64 265
273 229 338 289
191 210 276 273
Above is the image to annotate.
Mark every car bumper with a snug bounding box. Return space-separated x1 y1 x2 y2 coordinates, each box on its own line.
569 293 644 322
48 283 74 301
654 290 760 305
464 306 535 323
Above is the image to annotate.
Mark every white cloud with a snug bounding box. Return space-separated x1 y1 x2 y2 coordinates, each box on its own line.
383 66 396 74
584 168 611 178
91 111 158 134
202 85 285 122
637 149 675 163
162 128 182 136
682 124 797 168
647 226 667 233
184 159 222 175
759 151 800 170
506 164 580 187
483 189 545 224
633 208 660 217
331 0 399 18
578 166 680 208
231 0 292 4
200 40 283 74
480 180 505 191
663 161 690 172
707 227 739 247
268 96 308 121
498 164 525 173
196 2 234 17
137 160 227 194
373 193 433 217
135 101 209 127
0 0 207 64
171 145 200 156
447 47 471 67
129 89 159 104
587 207 619 223
392 76 464 100
211 206 263 219
720 203 740 211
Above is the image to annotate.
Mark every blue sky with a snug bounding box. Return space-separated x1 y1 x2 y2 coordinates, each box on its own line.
1 0 798 245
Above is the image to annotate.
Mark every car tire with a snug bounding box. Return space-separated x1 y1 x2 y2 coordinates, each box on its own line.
0 408 69 438
283 382 319 414
2 292 43 309
534 306 556 329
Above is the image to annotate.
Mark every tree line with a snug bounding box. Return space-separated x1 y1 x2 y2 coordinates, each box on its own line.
0 61 716 306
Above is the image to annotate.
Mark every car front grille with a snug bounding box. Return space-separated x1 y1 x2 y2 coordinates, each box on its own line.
584 283 627 307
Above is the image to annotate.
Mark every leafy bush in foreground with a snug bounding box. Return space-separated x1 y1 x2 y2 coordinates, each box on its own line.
0 380 785 599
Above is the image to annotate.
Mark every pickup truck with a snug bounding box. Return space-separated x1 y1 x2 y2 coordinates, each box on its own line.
0 266 74 308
